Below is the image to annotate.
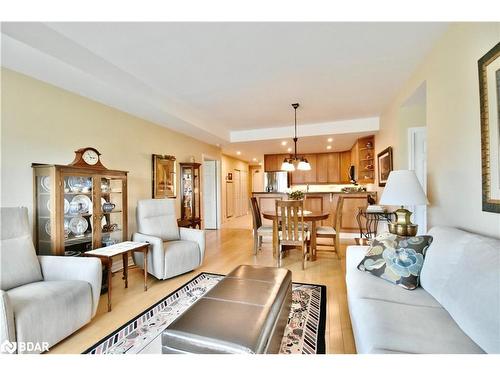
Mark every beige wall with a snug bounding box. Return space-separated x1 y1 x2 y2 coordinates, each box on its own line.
220 154 249 223
1 68 221 234
376 22 500 237
395 104 426 169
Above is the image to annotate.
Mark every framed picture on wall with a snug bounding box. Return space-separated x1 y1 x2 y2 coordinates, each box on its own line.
377 146 393 187
479 42 500 213
152 154 176 198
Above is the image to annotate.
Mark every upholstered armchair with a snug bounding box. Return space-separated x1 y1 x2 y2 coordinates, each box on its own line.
0 207 102 354
132 199 205 280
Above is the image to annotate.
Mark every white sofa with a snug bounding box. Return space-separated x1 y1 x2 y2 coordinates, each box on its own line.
0 207 102 354
346 226 500 354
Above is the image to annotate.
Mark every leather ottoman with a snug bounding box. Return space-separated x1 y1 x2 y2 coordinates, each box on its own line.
162 265 292 354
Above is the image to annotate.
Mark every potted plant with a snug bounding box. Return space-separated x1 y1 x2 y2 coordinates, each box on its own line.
287 190 305 200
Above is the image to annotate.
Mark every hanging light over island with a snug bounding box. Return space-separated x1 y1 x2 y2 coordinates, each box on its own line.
281 103 311 172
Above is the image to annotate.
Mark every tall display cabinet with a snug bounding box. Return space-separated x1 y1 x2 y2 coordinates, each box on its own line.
178 162 201 228
32 148 128 256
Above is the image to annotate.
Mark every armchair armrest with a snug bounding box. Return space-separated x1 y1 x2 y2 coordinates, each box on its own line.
0 290 16 351
132 233 165 279
38 256 102 317
179 227 205 263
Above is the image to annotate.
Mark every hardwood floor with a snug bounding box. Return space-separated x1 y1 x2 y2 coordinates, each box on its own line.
49 224 357 354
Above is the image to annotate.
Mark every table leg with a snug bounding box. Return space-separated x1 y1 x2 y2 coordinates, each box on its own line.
356 209 363 238
143 247 148 292
122 252 128 288
107 258 113 312
311 220 317 261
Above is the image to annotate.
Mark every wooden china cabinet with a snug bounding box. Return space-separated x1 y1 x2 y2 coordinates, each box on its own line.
32 147 128 256
178 162 201 228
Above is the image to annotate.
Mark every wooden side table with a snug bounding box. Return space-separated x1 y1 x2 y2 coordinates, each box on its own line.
84 241 150 312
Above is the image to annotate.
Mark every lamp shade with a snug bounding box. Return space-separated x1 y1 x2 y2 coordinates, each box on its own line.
379 170 428 206
281 159 295 171
297 159 311 171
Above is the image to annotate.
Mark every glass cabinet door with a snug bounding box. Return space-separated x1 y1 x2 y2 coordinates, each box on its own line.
182 167 193 220
193 166 200 220
34 169 54 255
63 174 94 255
99 176 125 247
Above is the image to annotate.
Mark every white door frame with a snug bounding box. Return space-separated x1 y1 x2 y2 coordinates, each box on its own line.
408 127 427 234
201 154 222 229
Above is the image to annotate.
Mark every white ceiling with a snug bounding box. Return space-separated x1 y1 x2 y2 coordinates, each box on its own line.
1 22 447 161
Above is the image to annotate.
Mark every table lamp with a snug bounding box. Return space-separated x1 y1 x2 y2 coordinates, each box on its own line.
379 170 428 236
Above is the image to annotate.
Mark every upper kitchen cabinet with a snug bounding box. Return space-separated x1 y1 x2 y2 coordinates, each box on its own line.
264 154 287 172
291 153 317 184
340 151 352 183
316 153 329 183
264 134 375 184
317 153 340 183
327 153 341 183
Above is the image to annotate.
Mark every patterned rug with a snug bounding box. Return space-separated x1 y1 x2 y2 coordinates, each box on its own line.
83 272 326 354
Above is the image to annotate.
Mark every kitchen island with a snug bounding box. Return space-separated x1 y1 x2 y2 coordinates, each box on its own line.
252 191 377 233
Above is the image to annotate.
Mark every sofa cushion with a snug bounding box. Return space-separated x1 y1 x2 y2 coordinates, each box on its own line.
420 226 500 354
348 297 484 354
347 246 441 308
7 280 92 353
136 199 180 241
357 232 433 290
0 208 43 290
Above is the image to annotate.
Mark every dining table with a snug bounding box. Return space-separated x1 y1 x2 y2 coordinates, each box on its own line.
262 210 330 261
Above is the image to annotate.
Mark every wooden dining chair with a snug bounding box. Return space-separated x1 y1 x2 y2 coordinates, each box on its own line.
315 195 344 259
250 197 273 254
275 199 310 270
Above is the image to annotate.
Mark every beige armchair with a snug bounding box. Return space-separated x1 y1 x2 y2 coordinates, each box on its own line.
0 207 102 354
132 199 205 280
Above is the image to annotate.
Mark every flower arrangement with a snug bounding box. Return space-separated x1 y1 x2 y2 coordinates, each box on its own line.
287 190 305 200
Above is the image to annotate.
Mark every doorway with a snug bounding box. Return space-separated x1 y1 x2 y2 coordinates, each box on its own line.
202 158 219 229
408 127 427 234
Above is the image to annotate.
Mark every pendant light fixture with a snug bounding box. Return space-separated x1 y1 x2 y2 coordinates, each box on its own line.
281 103 311 172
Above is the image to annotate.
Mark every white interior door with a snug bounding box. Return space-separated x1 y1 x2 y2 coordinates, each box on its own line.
203 160 217 229
408 127 427 234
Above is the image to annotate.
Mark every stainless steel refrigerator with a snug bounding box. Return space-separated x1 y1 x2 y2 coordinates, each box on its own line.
264 171 289 193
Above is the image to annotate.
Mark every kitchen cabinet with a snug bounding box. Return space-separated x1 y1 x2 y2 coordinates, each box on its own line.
327 153 340 183
264 154 289 172
290 153 317 184
316 154 329 183
264 154 279 172
264 133 375 184
340 151 352 183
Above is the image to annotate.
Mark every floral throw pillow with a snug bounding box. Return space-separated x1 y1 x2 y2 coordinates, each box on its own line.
357 232 433 290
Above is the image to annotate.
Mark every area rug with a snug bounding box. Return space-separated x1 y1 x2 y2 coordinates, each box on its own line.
83 272 326 354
